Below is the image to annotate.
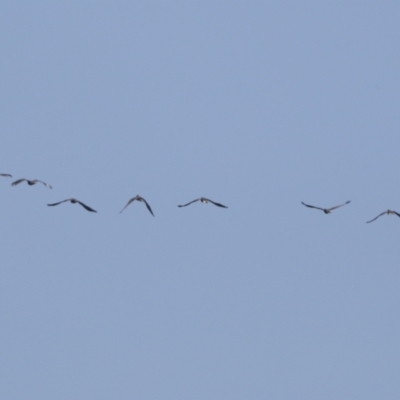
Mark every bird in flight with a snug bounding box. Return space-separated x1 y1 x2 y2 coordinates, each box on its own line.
47 198 97 213
178 197 228 208
0 173 12 177
12 178 52 189
301 200 351 214
366 210 400 223
120 195 154 216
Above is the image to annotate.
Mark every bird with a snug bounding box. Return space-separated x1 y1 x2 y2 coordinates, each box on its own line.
47 198 97 213
301 200 351 214
0 173 12 177
11 178 52 189
120 195 154 216
366 210 400 224
178 197 228 208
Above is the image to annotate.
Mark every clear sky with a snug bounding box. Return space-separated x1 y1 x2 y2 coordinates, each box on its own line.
1 2 400 399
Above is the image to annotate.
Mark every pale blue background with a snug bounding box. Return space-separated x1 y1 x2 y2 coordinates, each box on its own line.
1 2 400 399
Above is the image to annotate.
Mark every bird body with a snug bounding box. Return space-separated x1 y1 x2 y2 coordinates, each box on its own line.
120 195 154 216
12 178 52 189
301 200 350 214
47 198 97 212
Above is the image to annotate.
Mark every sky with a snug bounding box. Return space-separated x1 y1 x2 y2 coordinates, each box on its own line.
1 2 400 399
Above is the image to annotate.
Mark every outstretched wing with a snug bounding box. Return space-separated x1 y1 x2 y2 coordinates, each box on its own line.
11 178 26 186
301 202 325 211
77 200 97 213
327 200 351 211
35 180 52 189
120 196 138 214
0 173 12 177
178 198 200 207
206 198 228 208
366 211 387 224
141 198 155 216
47 199 71 207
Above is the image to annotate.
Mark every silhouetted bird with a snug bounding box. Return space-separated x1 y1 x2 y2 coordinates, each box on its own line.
47 198 97 213
178 197 228 208
120 195 154 216
301 200 350 214
12 178 52 189
366 210 400 224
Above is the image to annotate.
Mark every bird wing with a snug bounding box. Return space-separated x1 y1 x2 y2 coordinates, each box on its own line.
77 200 97 213
327 200 351 211
47 199 71 207
366 211 387 224
119 196 138 213
0 173 12 177
141 198 155 216
393 211 400 218
177 199 200 207
36 180 52 189
206 198 228 208
301 202 325 211
11 178 26 186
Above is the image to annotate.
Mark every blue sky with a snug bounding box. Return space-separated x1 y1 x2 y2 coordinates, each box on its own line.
1 2 400 399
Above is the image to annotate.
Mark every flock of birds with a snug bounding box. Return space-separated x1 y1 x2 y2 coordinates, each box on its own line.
0 173 228 216
2 173 399 223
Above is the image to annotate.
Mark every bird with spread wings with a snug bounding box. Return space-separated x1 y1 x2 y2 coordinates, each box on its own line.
178 197 228 208
301 200 351 214
12 178 52 189
120 195 154 216
47 198 97 213
366 210 400 224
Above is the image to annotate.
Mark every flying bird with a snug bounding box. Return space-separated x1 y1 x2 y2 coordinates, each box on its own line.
301 200 351 214
12 178 52 189
0 173 12 177
366 210 400 224
178 197 228 208
47 198 97 213
120 195 154 216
